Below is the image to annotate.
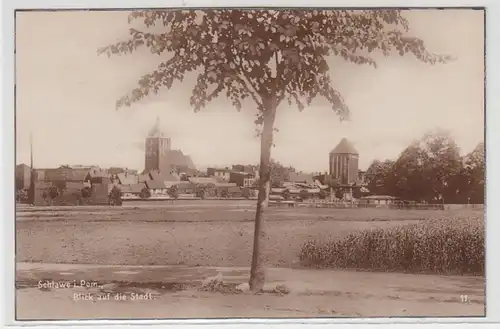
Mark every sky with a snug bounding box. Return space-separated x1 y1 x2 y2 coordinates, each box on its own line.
15 9 485 172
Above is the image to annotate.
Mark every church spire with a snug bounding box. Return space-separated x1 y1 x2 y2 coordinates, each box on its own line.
148 116 164 137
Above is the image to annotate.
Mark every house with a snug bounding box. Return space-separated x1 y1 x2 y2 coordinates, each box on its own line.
188 177 218 186
359 195 400 205
38 166 90 183
148 170 180 182
137 173 150 183
116 172 138 185
119 183 145 199
119 184 133 194
232 164 258 175
130 183 146 196
229 171 255 187
85 168 111 185
108 167 138 175
15 163 31 190
207 167 231 181
145 180 168 195
288 171 314 185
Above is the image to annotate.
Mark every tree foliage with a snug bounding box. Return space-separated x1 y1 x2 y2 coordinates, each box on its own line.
48 186 60 200
168 185 179 199
364 159 395 195
140 186 152 199
109 186 123 206
81 187 92 198
364 130 484 204
99 9 450 119
269 159 292 187
335 188 344 200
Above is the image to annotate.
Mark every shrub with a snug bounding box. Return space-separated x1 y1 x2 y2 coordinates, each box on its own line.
109 186 122 206
270 284 291 295
168 185 179 199
219 189 228 198
335 188 344 199
48 186 60 199
81 187 92 198
299 215 484 276
195 185 207 199
16 189 28 202
140 187 151 199
241 187 250 199
199 273 240 294
299 189 309 201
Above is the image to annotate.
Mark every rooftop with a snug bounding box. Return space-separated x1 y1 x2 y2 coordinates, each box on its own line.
330 138 358 155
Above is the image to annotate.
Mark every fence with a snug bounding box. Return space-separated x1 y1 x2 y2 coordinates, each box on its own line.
269 200 483 210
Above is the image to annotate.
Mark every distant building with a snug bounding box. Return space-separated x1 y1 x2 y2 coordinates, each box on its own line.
34 166 91 185
188 177 218 186
116 172 139 185
359 195 400 205
144 117 196 175
207 167 231 181
232 164 258 175
15 163 31 190
329 138 359 186
107 167 138 176
145 179 168 196
85 167 111 185
288 171 314 185
229 171 255 187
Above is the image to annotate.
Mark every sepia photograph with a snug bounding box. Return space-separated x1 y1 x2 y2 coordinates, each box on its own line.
14 7 485 320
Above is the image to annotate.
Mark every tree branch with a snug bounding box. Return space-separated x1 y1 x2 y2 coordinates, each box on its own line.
234 55 265 108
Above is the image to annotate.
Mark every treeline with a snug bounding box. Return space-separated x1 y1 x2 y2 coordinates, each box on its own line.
364 129 485 204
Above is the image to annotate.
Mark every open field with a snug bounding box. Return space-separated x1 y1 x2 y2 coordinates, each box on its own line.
15 203 485 319
16 203 483 268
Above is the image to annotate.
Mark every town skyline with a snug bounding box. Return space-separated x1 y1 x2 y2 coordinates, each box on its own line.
15 9 484 172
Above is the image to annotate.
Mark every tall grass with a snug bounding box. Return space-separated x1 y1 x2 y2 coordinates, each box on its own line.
299 215 484 275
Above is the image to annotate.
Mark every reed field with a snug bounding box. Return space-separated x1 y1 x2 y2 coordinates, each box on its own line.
299 213 484 275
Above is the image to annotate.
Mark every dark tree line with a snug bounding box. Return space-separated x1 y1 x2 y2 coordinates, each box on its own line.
364 129 484 204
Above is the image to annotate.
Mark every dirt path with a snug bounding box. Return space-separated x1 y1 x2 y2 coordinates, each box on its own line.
16 263 485 320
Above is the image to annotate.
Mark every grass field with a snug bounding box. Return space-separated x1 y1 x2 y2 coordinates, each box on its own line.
16 203 484 268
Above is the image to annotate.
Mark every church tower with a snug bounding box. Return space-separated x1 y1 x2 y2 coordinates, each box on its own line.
329 138 359 185
144 117 171 173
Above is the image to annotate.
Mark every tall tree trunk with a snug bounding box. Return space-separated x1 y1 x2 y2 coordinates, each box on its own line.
249 100 277 292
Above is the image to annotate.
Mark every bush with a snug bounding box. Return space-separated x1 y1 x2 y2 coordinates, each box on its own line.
199 273 240 294
81 187 92 198
168 185 179 199
241 187 250 199
299 216 484 276
140 187 151 199
109 186 122 206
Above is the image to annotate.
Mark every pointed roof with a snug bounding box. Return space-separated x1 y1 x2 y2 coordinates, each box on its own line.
330 138 358 154
148 116 165 138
